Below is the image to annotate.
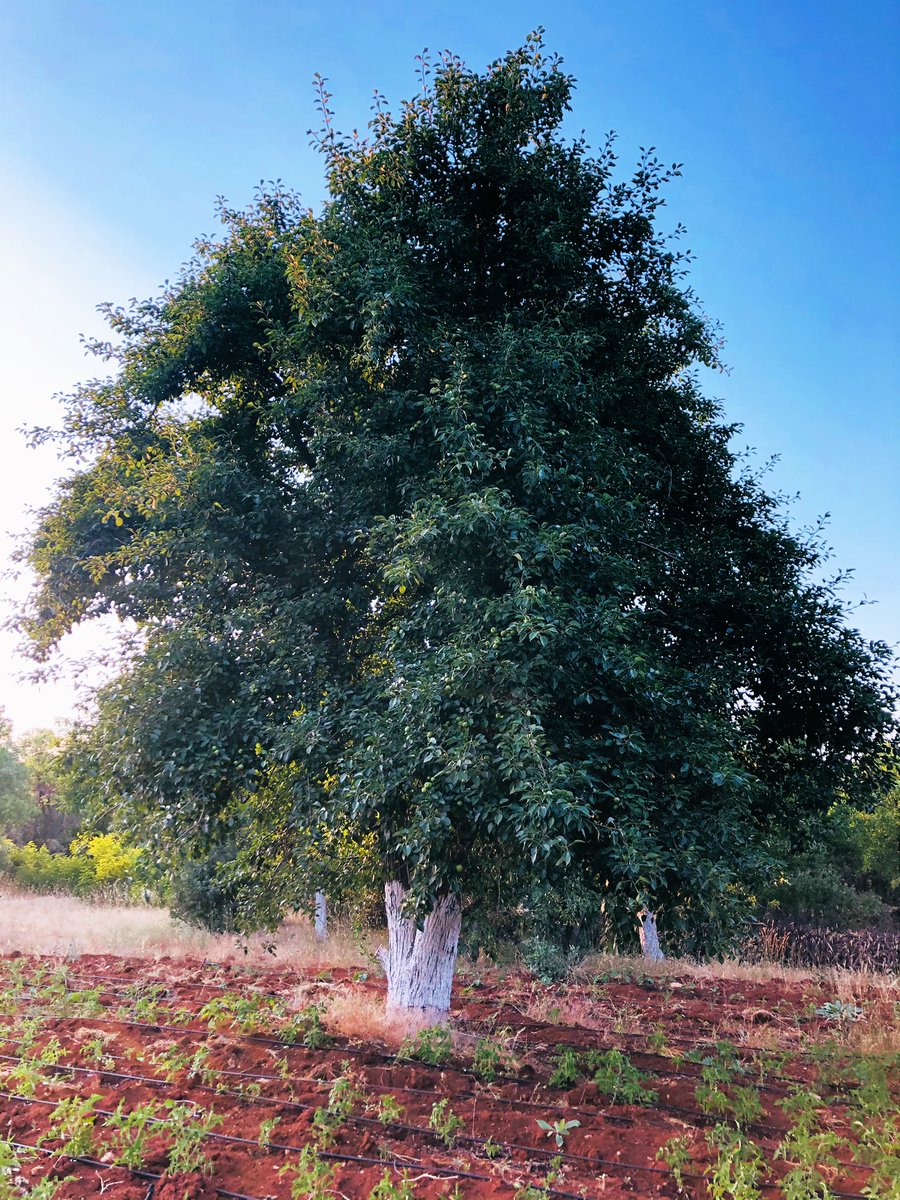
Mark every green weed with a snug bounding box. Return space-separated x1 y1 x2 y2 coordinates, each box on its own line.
42 1093 104 1158
548 1047 581 1089
656 1133 693 1192
586 1048 658 1105
105 1100 162 1168
428 1098 463 1148
280 1144 335 1199
398 1025 452 1066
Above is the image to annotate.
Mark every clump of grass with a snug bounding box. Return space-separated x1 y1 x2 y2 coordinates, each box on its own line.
321 989 418 1049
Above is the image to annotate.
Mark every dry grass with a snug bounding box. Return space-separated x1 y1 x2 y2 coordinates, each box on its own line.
319 987 417 1048
841 1011 900 1056
0 887 373 969
575 950 899 990
515 980 648 1033
2 887 895 1008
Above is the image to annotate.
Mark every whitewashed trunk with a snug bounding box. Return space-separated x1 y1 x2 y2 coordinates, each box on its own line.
637 908 665 961
314 891 327 942
377 881 461 1024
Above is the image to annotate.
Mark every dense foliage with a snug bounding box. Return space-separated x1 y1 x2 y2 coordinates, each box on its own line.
765 782 899 930
0 713 34 832
0 832 141 897
19 35 897 953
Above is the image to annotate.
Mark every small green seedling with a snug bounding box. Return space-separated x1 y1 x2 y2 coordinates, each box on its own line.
814 1000 863 1022
160 1102 223 1174
472 1032 513 1082
548 1047 581 1089
258 1115 282 1148
398 1024 452 1066
327 1063 364 1119
372 1094 405 1126
428 1098 463 1148
367 1169 416 1200
280 1144 335 1199
536 1117 580 1148
43 1093 104 1158
656 1133 692 1192
105 1100 162 1169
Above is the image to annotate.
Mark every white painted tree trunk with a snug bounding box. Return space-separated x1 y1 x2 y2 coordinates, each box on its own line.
314 891 327 942
377 881 461 1024
638 908 665 961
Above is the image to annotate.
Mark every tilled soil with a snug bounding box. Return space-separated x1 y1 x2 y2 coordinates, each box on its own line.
0 953 896 1198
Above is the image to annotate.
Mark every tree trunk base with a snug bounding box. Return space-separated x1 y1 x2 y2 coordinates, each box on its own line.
638 909 665 961
314 891 327 942
377 882 461 1025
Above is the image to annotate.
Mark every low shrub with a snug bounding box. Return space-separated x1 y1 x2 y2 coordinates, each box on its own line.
520 936 577 984
169 849 241 933
771 863 890 930
0 833 141 898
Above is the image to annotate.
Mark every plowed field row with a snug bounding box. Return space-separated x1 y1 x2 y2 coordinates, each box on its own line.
0 954 894 1199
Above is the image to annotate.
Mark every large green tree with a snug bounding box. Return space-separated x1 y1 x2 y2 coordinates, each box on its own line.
21 36 896 1014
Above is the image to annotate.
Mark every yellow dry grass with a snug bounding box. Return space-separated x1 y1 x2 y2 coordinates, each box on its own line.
0 886 373 968
319 988 415 1048
576 950 899 990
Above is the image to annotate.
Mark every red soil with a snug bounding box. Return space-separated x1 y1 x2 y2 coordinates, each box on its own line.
0 953 895 1199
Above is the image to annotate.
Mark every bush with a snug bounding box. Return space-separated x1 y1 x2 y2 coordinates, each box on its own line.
1 839 96 894
169 850 241 933
0 833 141 898
771 863 889 930
71 832 142 883
462 870 604 965
850 787 899 898
520 936 577 984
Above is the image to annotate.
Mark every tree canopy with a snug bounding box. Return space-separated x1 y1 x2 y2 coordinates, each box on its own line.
21 34 897 973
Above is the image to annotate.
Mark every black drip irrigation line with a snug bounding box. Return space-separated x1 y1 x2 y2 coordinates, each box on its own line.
0 1041 812 1150
4 999 595 1096
13 967 865 1087
0 1035 637 1129
2 1003 871 1145
4 966 324 1003
0 1093 636 1200
0 1015 879 1186
0 1073 673 1176
9 966 882 1076
471 1009 854 1077
472 1000 884 1062
0 1090 874 1200
5 1136 309 1200
0 989 850 1110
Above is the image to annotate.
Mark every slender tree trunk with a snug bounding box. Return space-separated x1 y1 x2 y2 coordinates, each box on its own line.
314 891 327 942
377 881 462 1024
638 908 665 961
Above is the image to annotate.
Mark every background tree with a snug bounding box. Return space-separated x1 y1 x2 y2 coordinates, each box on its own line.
10 729 82 850
0 712 34 833
20 34 897 1014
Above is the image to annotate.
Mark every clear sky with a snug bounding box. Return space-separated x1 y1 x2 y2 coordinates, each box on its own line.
1 0 898 734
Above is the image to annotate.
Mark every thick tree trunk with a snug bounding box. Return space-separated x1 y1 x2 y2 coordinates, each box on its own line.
314 891 327 942
377 881 461 1024
638 908 665 961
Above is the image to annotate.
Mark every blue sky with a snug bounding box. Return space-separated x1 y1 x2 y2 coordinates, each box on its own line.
1 0 898 731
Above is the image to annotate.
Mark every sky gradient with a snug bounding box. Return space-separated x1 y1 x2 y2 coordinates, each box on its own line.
1 0 898 733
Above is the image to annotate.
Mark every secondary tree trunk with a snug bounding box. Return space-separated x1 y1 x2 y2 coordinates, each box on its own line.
314 891 327 942
638 908 665 961
377 881 462 1024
